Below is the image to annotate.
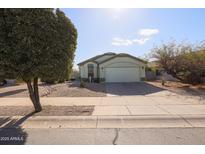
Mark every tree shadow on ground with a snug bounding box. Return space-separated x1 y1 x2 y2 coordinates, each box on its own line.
105 82 166 96
178 86 205 100
0 112 35 145
0 83 21 89
0 89 27 97
68 82 106 93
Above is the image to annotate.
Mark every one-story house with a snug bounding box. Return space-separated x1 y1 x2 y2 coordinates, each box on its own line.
78 52 147 83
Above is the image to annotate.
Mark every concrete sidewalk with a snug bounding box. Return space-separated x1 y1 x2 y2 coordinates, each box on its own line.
0 97 204 117
0 97 205 128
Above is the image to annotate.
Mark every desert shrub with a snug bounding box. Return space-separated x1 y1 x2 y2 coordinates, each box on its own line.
152 41 205 84
80 80 86 88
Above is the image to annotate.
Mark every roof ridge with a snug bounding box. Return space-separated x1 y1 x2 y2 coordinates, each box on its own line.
77 52 116 65
99 53 147 64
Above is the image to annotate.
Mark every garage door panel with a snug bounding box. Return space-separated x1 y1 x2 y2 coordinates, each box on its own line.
105 67 140 82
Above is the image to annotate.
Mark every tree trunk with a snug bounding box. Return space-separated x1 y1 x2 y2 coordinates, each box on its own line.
33 77 40 103
166 69 184 81
26 79 42 112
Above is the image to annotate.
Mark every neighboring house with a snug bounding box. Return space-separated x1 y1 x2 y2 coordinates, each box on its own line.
78 52 147 83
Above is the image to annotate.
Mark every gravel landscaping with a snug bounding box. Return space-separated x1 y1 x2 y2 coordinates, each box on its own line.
0 81 106 97
147 80 205 99
0 105 94 116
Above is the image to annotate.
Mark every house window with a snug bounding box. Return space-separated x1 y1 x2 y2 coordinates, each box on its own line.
88 64 94 78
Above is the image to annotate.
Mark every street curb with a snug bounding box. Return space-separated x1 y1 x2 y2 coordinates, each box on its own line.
1 115 205 129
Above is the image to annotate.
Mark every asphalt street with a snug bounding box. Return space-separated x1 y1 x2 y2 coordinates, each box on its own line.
1 128 205 145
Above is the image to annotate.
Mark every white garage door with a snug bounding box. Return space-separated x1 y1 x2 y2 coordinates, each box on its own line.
105 67 140 82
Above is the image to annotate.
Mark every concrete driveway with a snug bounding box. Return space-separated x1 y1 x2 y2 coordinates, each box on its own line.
105 82 166 96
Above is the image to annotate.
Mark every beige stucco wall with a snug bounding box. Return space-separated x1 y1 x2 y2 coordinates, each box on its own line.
99 56 146 79
79 54 115 79
79 62 98 78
